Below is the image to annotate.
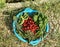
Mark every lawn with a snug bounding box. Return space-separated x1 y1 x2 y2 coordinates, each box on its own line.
0 0 60 47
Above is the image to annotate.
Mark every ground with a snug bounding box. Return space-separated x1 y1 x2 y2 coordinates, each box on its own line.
0 0 60 47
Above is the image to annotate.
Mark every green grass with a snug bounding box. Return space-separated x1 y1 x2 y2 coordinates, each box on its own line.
0 0 6 8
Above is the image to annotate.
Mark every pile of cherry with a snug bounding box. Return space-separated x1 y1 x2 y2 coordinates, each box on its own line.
22 17 39 34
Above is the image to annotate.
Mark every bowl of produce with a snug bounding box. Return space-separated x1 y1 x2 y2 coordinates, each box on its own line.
13 8 49 46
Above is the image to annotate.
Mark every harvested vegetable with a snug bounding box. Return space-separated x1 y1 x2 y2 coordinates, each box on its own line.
16 12 48 42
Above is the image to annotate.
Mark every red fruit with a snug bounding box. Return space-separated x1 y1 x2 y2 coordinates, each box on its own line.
23 23 27 26
24 20 27 23
32 22 34 24
27 26 30 30
29 20 32 23
27 21 30 24
32 29 35 32
30 25 33 29
22 16 39 34
30 21 34 24
25 28 27 30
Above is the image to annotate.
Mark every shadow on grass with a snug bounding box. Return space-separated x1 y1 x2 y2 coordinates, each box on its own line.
3 8 25 33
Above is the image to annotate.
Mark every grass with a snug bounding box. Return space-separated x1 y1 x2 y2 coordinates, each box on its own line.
0 0 6 8
0 0 60 47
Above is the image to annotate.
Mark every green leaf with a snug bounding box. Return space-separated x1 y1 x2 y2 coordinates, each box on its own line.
18 16 24 25
33 15 38 22
23 13 28 19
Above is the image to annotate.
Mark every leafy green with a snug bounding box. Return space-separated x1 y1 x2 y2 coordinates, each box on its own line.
23 13 28 19
35 13 48 38
33 15 38 22
18 16 24 25
18 13 28 25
